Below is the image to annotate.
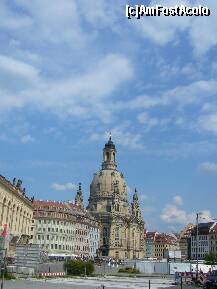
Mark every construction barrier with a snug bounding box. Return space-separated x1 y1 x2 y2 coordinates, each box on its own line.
40 272 65 277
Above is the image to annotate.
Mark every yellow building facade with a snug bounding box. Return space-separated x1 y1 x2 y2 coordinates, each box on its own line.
0 175 33 239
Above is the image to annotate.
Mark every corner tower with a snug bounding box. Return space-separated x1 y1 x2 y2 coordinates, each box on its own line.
75 183 84 208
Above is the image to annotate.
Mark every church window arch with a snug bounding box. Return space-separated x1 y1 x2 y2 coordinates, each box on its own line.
106 152 110 161
116 204 120 212
115 226 119 240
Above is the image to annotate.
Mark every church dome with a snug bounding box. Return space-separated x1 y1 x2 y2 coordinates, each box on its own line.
90 169 127 198
88 136 145 260
88 136 129 210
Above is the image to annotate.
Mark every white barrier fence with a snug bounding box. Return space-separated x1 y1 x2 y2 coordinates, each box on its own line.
135 261 217 275
40 272 66 277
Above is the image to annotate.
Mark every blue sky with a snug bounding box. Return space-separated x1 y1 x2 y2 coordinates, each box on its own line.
0 0 217 231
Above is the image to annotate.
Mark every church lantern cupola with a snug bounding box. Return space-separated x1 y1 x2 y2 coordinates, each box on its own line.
102 134 117 170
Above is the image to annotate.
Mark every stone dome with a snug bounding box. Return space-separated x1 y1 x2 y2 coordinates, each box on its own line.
88 136 130 210
87 136 145 260
90 169 128 199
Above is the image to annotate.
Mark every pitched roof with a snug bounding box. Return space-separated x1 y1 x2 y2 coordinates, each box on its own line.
33 200 68 209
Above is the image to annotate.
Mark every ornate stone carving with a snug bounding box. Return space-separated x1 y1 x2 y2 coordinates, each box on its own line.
88 137 145 259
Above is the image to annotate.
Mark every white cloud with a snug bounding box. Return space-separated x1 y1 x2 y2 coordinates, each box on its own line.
137 112 171 130
0 2 32 30
137 112 158 126
131 0 217 56
0 55 39 81
79 0 121 29
134 0 192 46
173 195 183 206
0 53 133 122
189 0 217 56
90 123 144 150
198 112 217 134
117 80 217 113
51 182 77 191
20 134 35 144
199 210 213 223
199 162 217 174
161 195 213 225
161 204 195 225
14 0 86 46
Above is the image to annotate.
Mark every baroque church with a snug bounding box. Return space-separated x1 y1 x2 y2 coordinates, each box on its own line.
87 136 145 260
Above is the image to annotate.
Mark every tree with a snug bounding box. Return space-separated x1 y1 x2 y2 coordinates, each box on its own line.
204 253 217 267
64 260 94 276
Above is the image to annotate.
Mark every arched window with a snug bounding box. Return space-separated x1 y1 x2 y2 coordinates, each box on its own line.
115 227 119 240
103 227 108 237
106 152 110 161
113 152 115 162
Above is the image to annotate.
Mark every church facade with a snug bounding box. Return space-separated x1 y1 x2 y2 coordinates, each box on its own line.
88 136 145 260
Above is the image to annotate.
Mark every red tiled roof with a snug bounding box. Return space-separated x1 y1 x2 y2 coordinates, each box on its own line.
154 233 178 244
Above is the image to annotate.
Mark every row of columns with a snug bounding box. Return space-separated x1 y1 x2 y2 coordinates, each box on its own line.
0 197 32 235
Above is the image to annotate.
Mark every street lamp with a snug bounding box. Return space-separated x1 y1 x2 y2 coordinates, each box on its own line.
196 212 207 280
0 248 7 289
196 212 200 280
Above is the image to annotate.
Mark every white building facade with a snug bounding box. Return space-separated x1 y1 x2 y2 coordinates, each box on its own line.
31 189 100 259
89 221 100 259
31 201 76 256
191 222 215 260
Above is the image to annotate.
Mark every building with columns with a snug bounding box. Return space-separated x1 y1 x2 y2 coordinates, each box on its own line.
88 136 145 260
0 175 34 254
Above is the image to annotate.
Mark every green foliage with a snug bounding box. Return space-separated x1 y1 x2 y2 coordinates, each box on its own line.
118 267 140 274
64 260 94 276
204 253 217 266
3 268 16 280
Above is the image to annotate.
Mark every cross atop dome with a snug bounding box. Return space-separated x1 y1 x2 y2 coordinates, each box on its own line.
104 133 116 150
109 132 112 141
